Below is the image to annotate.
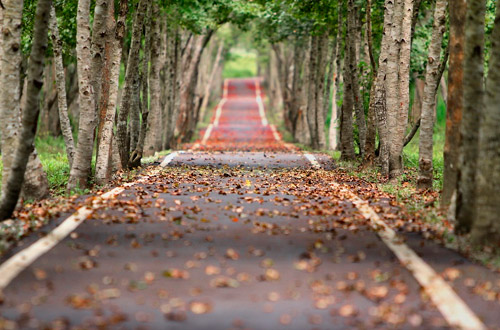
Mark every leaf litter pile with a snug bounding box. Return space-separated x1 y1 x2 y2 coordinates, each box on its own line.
2 164 500 329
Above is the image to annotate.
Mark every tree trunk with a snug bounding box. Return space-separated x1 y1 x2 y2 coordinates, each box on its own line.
471 0 500 244
130 3 153 168
328 34 340 151
347 0 367 156
442 0 466 207
363 0 377 163
417 0 447 190
198 40 224 123
177 32 214 143
143 3 163 157
49 6 75 167
340 34 356 160
371 0 394 175
456 0 486 233
0 0 52 220
116 0 147 169
67 0 97 190
386 0 413 180
306 36 319 149
0 0 24 197
315 33 329 150
89 0 110 110
95 0 128 185
164 27 181 150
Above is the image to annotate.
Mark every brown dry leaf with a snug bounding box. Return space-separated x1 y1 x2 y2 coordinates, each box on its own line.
338 304 357 317
267 292 280 302
443 268 461 281
280 314 292 325
205 265 221 275
260 258 274 268
67 295 93 309
210 276 240 288
163 269 190 279
225 248 240 260
263 269 280 281
366 286 389 301
189 301 213 314
33 268 47 280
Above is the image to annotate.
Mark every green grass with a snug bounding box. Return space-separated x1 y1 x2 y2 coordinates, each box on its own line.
0 135 171 197
402 91 447 190
223 48 257 79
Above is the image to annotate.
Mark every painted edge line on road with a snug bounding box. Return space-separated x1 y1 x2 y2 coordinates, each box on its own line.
303 153 486 330
213 79 229 127
255 80 269 127
0 152 181 291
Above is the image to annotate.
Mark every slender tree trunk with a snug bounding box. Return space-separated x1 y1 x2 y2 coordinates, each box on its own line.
143 3 163 157
340 34 356 160
307 36 319 149
386 0 413 180
0 0 52 220
95 2 116 163
328 34 340 151
0 0 24 196
371 0 394 175
347 0 367 155
471 0 500 244
89 0 110 109
130 3 153 167
442 1 466 206
67 0 97 190
456 0 486 233
95 0 128 184
199 41 224 122
417 0 447 190
49 6 75 167
315 33 329 150
177 31 214 143
116 0 147 169
364 0 377 163
164 28 182 149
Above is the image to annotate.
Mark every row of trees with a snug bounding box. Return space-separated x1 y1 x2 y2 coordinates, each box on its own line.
257 0 500 244
0 0 255 219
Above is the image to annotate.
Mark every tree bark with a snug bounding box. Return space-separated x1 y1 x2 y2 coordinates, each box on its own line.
116 0 147 169
347 0 367 156
456 0 486 233
198 40 224 123
0 0 24 197
442 0 466 206
471 0 500 244
143 3 163 157
95 0 128 184
0 0 52 220
177 31 214 143
130 3 153 168
417 0 447 190
385 0 413 180
67 0 97 190
340 33 355 160
328 32 340 151
370 0 394 175
49 6 75 167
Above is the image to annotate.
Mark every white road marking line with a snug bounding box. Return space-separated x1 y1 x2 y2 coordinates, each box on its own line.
213 79 229 127
255 80 269 127
201 124 214 145
303 153 321 169
0 152 181 291
303 153 486 330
